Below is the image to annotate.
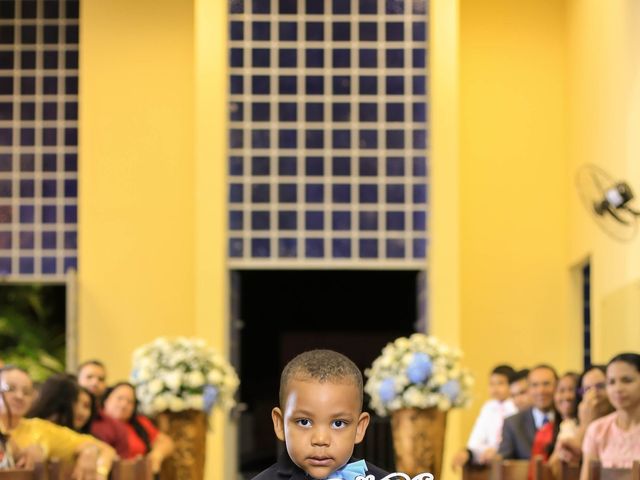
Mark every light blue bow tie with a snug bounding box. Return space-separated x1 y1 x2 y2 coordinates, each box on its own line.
326 459 367 480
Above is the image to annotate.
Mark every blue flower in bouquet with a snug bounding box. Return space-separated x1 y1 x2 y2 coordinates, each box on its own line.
406 352 432 383
203 384 219 414
364 333 473 416
379 378 396 403
440 379 461 402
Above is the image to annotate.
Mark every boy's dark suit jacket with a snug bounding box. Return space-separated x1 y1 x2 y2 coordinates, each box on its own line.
498 407 537 459
251 453 389 479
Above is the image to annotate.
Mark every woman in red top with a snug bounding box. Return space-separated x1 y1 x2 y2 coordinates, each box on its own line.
529 372 579 479
103 382 174 474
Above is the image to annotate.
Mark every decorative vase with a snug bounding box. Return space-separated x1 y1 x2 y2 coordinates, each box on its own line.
390 407 447 479
156 409 207 480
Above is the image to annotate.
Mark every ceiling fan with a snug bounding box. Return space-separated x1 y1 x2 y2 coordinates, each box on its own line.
575 164 640 241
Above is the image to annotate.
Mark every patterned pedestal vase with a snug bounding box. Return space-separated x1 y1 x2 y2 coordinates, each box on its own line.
156 409 207 480
390 407 447 479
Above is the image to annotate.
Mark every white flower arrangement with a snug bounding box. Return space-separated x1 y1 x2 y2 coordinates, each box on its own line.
130 336 240 416
364 333 474 416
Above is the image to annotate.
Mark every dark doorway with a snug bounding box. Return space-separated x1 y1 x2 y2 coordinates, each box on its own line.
582 262 591 370
234 269 420 478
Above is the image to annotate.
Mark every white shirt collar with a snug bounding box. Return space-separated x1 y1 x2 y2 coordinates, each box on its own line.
532 407 554 429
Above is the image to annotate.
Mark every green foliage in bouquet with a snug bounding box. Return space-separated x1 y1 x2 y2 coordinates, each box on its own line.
0 284 65 380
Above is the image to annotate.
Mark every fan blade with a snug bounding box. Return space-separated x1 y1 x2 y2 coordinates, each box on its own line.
623 204 640 216
606 205 630 225
591 171 607 194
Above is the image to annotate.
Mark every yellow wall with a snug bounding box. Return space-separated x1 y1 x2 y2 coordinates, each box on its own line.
567 0 640 363
432 0 585 473
79 0 196 379
80 0 229 476
457 0 579 444
80 1 229 476
452 0 640 455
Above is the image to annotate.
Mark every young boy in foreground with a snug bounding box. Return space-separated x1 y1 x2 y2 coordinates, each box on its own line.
252 349 389 480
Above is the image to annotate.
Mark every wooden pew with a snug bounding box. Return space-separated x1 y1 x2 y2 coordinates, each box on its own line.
532 456 553 480
47 460 74 480
559 461 581 480
111 457 153 480
0 462 45 480
532 456 580 480
588 460 640 480
490 457 530 480
463 464 491 480
0 470 37 480
0 456 153 480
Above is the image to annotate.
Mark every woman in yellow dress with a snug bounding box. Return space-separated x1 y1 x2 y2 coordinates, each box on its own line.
0 365 116 478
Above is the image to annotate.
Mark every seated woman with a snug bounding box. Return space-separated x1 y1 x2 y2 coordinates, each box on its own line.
0 366 115 477
102 382 174 474
27 374 96 433
28 374 130 459
31 372 130 457
555 364 614 463
76 386 97 434
580 352 640 479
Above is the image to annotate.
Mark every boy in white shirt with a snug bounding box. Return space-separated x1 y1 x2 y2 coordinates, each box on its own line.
452 365 518 469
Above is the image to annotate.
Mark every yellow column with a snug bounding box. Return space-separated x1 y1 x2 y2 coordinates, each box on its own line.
430 1 462 479
194 0 230 477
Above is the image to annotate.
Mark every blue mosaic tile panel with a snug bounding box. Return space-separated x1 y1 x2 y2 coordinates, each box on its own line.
0 0 79 277
228 0 429 263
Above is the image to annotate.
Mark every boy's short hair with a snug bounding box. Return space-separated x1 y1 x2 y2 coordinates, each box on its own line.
508 368 529 385
491 364 515 379
279 349 363 408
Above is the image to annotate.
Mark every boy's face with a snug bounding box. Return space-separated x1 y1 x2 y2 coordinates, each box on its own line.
510 378 532 411
78 363 107 398
488 373 510 401
272 377 370 479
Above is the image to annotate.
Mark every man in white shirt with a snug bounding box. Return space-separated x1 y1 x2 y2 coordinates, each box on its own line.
452 365 518 469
